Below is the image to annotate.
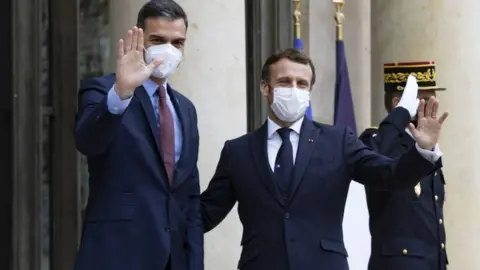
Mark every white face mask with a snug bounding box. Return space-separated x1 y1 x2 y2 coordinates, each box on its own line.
270 87 311 122
145 44 183 79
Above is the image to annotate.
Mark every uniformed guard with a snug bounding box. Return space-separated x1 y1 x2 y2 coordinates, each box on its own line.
360 61 448 270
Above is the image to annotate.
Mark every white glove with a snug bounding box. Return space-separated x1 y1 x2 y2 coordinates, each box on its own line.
396 75 420 118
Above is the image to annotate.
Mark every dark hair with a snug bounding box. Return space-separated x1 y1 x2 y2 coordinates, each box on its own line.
261 48 316 85
383 92 399 113
137 0 188 29
384 92 401 112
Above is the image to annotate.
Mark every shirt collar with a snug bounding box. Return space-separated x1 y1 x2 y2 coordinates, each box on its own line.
267 116 304 139
143 78 169 98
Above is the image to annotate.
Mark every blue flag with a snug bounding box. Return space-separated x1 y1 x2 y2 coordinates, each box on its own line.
334 40 356 135
294 38 312 119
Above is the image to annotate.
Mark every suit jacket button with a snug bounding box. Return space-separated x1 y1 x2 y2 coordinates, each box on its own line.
284 212 290 219
402 249 408 255
165 227 171 232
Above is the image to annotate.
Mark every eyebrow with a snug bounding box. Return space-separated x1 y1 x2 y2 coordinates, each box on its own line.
149 34 186 42
277 76 309 82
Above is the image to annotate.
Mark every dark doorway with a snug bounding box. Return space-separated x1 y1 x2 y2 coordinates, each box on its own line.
9 0 80 269
0 0 13 268
245 0 293 131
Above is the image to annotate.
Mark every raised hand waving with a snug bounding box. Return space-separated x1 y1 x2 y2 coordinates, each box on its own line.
408 97 449 150
114 26 162 100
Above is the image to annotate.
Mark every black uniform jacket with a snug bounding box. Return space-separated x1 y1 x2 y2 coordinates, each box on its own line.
359 107 448 270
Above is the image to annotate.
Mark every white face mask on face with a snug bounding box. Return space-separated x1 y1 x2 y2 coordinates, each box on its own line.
145 44 183 79
270 87 311 122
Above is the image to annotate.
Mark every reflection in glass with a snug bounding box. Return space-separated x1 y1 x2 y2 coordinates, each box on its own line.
78 0 111 219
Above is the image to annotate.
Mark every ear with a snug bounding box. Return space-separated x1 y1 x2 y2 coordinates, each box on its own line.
260 80 269 97
392 96 400 108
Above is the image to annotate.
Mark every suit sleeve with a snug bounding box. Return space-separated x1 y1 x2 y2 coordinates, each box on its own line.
185 107 204 270
75 77 124 156
345 126 442 189
359 107 411 156
200 141 237 233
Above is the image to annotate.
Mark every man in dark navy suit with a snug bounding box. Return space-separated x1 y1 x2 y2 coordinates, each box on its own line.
200 49 448 270
74 1 202 270
360 61 448 270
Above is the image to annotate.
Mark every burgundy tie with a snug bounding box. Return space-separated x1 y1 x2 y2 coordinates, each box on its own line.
158 86 175 185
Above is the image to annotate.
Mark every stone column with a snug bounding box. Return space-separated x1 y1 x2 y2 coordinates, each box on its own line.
109 0 147 71
109 0 246 269
307 0 335 124
169 1 246 268
307 1 371 269
307 0 371 130
371 0 441 123
372 1 480 268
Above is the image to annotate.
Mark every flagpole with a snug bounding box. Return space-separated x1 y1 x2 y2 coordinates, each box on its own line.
333 0 345 41
292 0 311 119
292 0 303 49
332 0 356 134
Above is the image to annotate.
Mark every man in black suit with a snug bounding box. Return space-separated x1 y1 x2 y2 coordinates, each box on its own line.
74 1 202 270
200 49 448 270
359 61 448 270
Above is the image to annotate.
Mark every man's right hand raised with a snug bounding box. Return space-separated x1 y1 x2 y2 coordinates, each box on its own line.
115 26 162 100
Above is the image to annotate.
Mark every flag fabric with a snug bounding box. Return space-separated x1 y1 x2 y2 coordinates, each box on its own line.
293 38 303 51
336 40 370 270
334 40 356 135
293 38 313 119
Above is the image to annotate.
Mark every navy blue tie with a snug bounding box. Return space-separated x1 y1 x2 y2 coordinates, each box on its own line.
274 128 294 197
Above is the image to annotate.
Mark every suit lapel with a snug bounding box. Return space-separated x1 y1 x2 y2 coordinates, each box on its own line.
167 85 191 189
134 86 163 157
289 119 320 200
134 86 169 191
249 123 285 207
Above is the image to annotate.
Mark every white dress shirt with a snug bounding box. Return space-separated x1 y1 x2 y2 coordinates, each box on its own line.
267 117 304 170
266 117 442 172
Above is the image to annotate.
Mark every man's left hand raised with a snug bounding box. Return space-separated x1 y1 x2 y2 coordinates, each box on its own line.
409 96 449 150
